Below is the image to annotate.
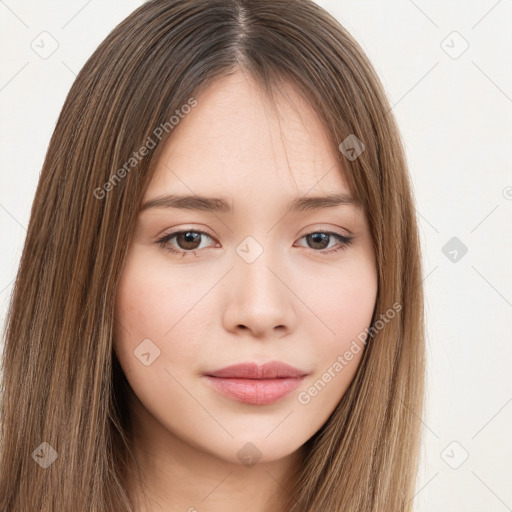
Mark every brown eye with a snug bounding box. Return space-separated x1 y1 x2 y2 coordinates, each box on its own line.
295 231 354 255
156 229 216 257
175 231 202 250
305 233 330 250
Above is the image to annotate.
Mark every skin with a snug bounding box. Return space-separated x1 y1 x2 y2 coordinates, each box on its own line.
114 67 378 512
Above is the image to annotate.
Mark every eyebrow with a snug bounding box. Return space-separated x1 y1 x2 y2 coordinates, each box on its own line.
139 192 359 213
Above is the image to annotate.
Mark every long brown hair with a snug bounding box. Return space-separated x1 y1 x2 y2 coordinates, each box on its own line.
0 0 425 510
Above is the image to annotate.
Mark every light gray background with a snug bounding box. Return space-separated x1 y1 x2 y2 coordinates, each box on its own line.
1 1 511 510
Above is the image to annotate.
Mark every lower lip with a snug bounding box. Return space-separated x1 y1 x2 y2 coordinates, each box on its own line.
204 376 305 405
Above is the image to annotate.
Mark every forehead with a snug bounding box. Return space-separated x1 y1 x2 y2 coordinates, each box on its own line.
145 69 352 202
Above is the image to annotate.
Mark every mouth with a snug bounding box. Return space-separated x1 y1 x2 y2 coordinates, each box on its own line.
203 361 308 405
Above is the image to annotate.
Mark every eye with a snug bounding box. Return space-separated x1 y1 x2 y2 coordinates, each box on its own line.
156 229 217 258
295 231 354 255
156 229 354 258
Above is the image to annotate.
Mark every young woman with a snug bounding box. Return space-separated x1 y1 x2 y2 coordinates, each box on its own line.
0 1 425 510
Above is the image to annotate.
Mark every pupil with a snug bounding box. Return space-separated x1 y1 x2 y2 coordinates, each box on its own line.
309 233 328 249
179 231 200 249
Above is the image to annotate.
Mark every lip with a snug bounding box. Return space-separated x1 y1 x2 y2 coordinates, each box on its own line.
203 361 308 405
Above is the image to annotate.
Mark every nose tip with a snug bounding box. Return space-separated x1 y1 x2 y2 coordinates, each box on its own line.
222 246 296 338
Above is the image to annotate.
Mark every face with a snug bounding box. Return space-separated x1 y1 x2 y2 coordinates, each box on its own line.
114 69 378 468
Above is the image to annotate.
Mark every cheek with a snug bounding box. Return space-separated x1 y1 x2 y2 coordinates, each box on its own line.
304 253 377 350
113 250 212 424
296 252 377 409
113 248 209 383
115 247 207 343
330 276 376 345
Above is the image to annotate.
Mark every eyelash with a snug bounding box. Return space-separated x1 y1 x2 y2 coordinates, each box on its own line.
156 229 354 258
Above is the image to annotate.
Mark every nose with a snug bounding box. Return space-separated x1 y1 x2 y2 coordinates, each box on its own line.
222 245 297 339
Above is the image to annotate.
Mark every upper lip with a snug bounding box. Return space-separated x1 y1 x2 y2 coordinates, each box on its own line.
205 361 308 379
